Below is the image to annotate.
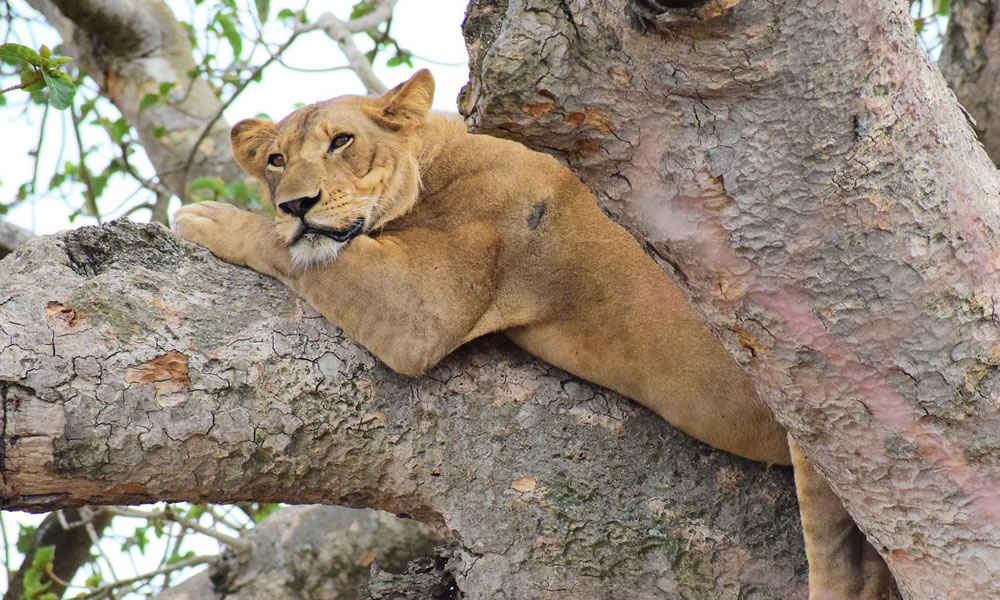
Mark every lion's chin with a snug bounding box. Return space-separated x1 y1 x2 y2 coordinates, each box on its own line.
288 233 344 267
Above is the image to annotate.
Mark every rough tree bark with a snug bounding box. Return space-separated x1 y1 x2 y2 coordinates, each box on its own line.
460 1 1000 598
940 0 1000 165
1 221 808 599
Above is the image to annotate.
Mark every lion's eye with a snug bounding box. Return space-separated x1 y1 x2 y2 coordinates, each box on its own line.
329 133 353 152
267 154 285 168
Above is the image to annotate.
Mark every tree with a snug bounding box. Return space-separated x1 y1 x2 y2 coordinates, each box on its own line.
940 0 1000 165
461 0 1000 598
3 0 999 599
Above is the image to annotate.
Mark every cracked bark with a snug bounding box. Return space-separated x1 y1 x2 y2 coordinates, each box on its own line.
460 0 1000 598
0 221 807 598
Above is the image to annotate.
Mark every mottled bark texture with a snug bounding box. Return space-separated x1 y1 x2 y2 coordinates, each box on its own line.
0 221 808 599
154 505 444 600
940 0 1000 165
24 0 243 201
460 1 1000 598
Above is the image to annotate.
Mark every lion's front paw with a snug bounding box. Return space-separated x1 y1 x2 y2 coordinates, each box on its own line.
174 201 258 266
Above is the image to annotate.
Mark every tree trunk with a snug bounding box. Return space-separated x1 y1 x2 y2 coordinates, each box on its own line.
940 0 1000 165
460 1 1000 598
0 220 807 599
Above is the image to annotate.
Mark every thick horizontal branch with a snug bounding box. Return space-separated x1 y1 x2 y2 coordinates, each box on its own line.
0 221 807 598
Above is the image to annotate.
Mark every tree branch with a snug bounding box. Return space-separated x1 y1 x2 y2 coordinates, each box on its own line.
0 220 808 599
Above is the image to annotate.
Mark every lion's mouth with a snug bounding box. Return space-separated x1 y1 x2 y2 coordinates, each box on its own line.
292 217 366 245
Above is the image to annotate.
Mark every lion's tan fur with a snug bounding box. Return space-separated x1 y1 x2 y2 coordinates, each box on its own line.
177 70 788 464
175 70 897 599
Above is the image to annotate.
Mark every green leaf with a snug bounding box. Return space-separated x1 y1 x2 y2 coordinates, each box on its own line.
111 117 130 142
85 574 103 589
132 526 148 553
158 81 176 97
167 550 196 564
39 44 51 59
16 524 37 553
252 503 281 523
138 92 160 113
255 0 270 23
277 8 295 20
32 545 56 568
153 126 168 138
938 0 950 16
0 43 44 66
218 14 242 58
350 1 374 20
190 176 226 194
42 69 75 110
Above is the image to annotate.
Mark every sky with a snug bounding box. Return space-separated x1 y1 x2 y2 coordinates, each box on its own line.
2 0 471 235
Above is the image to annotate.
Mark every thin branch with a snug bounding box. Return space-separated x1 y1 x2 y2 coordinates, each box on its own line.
74 555 214 600
28 98 48 200
314 10 389 95
69 102 101 224
0 71 40 94
106 506 252 553
338 0 397 33
82 513 118 582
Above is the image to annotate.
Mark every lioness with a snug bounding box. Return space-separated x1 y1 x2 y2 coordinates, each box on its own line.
175 70 895 599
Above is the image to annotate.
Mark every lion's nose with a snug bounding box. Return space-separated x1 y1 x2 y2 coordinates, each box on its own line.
279 194 320 218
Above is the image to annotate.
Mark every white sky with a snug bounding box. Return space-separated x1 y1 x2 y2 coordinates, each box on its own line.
2 0 471 235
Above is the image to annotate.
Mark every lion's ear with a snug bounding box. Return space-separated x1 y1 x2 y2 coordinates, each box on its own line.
231 118 278 180
367 69 435 130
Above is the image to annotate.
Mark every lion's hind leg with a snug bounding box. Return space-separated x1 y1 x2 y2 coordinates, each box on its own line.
788 435 899 600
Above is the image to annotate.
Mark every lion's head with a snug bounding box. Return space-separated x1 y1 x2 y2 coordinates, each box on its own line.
229 69 435 266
